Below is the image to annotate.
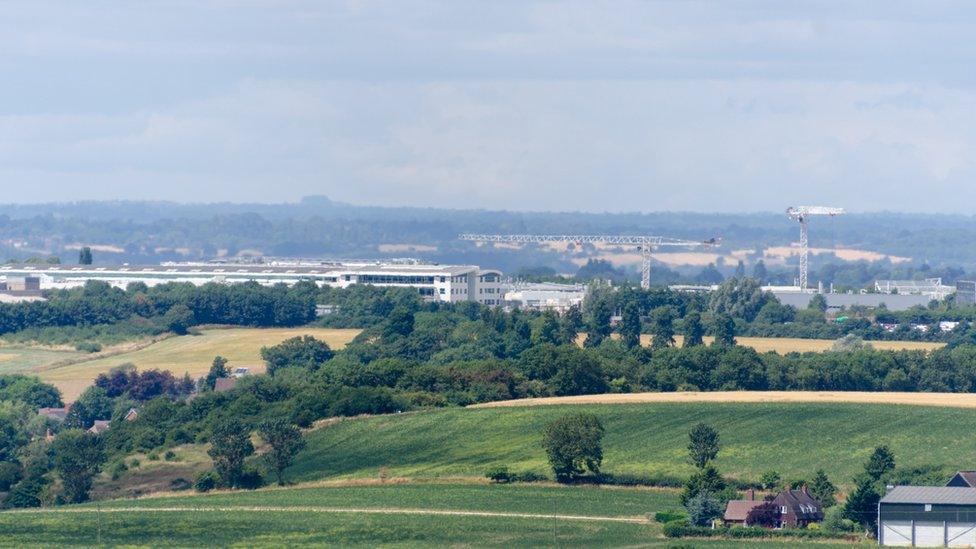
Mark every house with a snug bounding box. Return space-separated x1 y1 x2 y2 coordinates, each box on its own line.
946 471 976 488
88 420 110 435
37 407 69 422
123 408 139 422
723 486 824 528
879 486 976 547
231 367 250 378
214 377 237 392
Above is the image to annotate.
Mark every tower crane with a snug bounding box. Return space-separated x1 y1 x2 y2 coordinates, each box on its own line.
786 206 845 291
458 233 719 290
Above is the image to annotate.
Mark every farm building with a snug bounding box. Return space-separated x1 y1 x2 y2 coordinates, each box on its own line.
723 487 823 528
879 486 976 546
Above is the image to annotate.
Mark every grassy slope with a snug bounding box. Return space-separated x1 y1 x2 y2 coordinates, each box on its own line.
0 484 864 547
288 402 976 486
34 327 360 400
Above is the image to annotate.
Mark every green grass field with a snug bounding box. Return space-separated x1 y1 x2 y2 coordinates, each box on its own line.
287 402 976 487
0 483 865 547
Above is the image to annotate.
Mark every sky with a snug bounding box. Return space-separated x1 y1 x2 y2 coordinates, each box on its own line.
2 1 976 213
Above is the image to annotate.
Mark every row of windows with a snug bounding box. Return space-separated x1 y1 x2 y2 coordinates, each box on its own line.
479 288 499 294
358 275 437 284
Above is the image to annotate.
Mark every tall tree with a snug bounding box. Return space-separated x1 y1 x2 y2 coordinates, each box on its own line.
78 247 93 265
865 445 896 481
752 260 768 283
809 469 837 507
733 261 746 279
258 419 306 486
843 475 881 531
682 311 705 347
584 294 613 348
688 422 721 469
558 305 583 345
649 306 675 349
208 418 255 488
618 301 642 349
680 464 727 505
204 356 229 390
808 293 828 313
382 306 415 339
712 313 736 347
541 413 604 482
51 430 105 503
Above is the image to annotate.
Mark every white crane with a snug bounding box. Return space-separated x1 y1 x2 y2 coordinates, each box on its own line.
458 233 719 290
786 206 845 291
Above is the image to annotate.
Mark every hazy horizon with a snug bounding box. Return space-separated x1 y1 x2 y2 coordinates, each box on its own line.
3 2 976 213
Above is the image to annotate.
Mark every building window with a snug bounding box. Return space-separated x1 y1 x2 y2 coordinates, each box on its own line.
925 504 933 512
780 506 787 514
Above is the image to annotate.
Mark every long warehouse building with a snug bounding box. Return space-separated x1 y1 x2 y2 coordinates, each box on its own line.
0 262 504 305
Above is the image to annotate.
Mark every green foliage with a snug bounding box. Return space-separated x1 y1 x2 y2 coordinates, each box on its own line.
204 356 229 390
484 465 514 483
808 294 828 313
688 423 720 469
808 469 837 507
161 304 194 335
760 470 782 490
822 505 856 533
681 311 704 347
0 375 62 408
842 475 880 530
194 470 218 493
650 306 676 349
382 306 415 340
709 278 772 322
74 341 102 353
207 419 255 488
78 247 93 265
260 336 334 376
680 465 726 506
541 413 604 482
684 491 722 526
257 419 305 486
711 313 736 347
51 430 105 503
618 301 641 349
865 445 895 481
653 510 688 524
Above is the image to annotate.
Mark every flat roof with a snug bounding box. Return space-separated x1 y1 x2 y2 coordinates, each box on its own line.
0 263 482 277
881 486 976 505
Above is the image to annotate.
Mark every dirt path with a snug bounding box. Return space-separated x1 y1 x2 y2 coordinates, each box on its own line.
8 506 649 524
469 391 976 409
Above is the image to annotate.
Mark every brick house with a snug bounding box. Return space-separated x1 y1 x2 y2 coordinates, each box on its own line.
724 486 824 528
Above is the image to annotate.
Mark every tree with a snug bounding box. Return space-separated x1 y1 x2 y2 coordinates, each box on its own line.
584 292 613 348
760 470 782 490
382 306 415 339
531 310 562 346
649 306 675 349
208 418 255 488
258 419 306 486
688 422 720 469
162 303 194 335
78 247 93 265
865 445 896 481
809 469 837 508
682 311 705 347
752 260 768 283
843 475 881 530
733 260 746 279
695 264 724 284
558 305 583 345
260 336 335 376
204 356 229 390
712 313 736 347
618 301 642 349
541 413 604 482
746 500 781 527
685 491 723 526
808 293 828 313
51 430 105 503
680 464 726 505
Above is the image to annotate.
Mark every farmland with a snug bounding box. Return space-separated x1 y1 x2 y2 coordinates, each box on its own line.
287 401 976 487
20 327 361 401
0 483 865 547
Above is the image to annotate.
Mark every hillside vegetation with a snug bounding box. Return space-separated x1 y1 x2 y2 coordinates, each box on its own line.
287 402 976 487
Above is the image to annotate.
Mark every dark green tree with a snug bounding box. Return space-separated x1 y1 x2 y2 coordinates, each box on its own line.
584 295 613 348
809 469 837 507
382 306 415 339
618 301 642 349
752 260 768 283
78 247 93 265
204 356 229 390
712 313 736 347
260 336 334 376
682 311 705 347
558 305 583 345
808 293 828 313
541 413 604 482
680 464 726 505
842 475 880 530
162 303 194 335
865 445 895 481
650 306 675 349
51 430 105 503
733 260 746 278
760 470 782 490
688 422 720 469
258 419 306 486
208 418 255 488
532 310 563 346
685 491 723 526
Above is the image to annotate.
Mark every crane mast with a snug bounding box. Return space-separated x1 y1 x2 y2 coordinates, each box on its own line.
458 233 718 289
786 206 845 291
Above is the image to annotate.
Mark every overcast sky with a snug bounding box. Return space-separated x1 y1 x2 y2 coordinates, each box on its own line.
2 1 975 213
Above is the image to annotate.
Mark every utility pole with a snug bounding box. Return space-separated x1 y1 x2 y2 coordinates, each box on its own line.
458 234 719 290
786 206 844 291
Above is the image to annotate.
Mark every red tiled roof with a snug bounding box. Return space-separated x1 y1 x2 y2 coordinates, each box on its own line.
214 377 237 392
724 500 763 522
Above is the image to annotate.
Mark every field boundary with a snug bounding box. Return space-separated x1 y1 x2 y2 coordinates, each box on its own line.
468 390 976 409
6 506 649 524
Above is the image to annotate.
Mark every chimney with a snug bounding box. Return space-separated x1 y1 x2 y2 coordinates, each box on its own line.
746 488 755 501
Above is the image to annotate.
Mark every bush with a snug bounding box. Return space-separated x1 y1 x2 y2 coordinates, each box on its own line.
485 465 514 483
822 506 856 533
237 467 264 490
513 471 547 483
194 470 218 493
75 342 103 353
662 523 842 540
147 451 159 461
163 450 177 461
109 460 128 481
170 478 192 491
654 510 688 524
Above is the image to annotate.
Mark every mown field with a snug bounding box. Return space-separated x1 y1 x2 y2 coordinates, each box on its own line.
25 327 361 401
287 402 976 487
0 483 866 547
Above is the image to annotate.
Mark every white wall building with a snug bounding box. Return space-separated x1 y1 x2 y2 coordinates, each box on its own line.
0 262 504 305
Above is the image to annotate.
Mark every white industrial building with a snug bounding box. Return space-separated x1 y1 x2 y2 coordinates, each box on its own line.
503 282 587 312
0 262 504 305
